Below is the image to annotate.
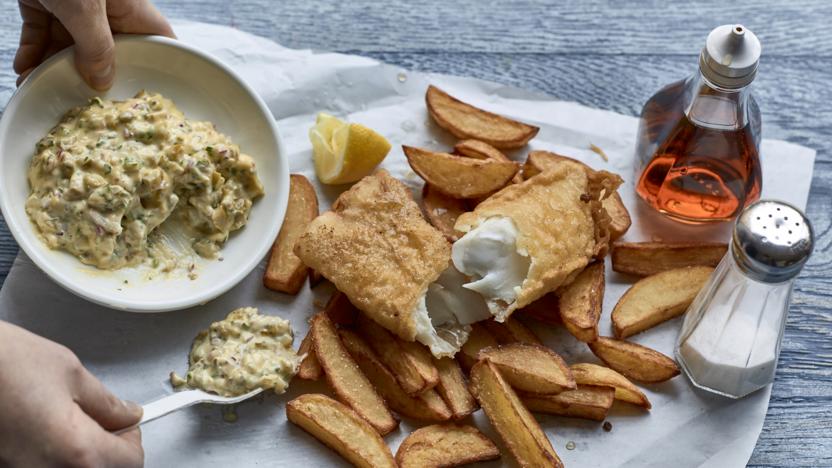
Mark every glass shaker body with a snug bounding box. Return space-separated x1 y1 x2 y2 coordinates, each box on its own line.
635 71 762 224
675 250 792 398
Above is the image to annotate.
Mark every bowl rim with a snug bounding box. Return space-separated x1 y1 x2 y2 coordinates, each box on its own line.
0 34 289 313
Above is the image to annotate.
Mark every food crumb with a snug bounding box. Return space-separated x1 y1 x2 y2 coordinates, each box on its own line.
169 371 187 389
603 421 613 432
222 405 238 423
566 441 576 450
589 143 609 162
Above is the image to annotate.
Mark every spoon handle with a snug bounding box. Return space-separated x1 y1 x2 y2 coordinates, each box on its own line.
114 390 205 435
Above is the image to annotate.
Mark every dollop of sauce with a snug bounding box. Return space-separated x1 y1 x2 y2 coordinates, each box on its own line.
172 307 300 397
25 91 264 270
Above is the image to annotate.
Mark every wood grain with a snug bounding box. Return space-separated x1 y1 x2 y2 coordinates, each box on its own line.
0 1 829 466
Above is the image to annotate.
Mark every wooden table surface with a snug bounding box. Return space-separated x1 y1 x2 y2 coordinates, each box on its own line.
0 1 829 466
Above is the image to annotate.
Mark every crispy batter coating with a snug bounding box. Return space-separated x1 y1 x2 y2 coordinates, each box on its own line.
295 170 451 340
455 163 621 319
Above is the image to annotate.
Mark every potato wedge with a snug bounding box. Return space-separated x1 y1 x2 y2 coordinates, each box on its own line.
421 184 469 242
399 339 441 392
457 322 498 371
426 85 539 149
469 360 563 468
339 329 452 422
309 269 325 287
433 357 478 419
286 394 396 468
603 192 631 240
403 145 519 199
570 363 651 409
518 292 561 326
264 174 320 293
524 150 630 239
588 337 680 383
296 331 322 380
478 343 575 395
395 424 500 468
521 385 614 421
324 290 358 326
356 314 437 395
483 317 541 345
558 262 605 343
454 139 523 184
612 266 714 338
310 313 398 434
611 241 727 277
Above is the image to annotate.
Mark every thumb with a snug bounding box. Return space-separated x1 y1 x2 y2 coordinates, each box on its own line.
73 366 143 431
47 0 115 90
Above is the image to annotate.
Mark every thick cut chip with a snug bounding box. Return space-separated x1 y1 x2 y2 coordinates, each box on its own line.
295 170 454 354
518 293 561 326
310 313 398 434
483 317 541 345
296 331 322 381
588 337 680 383
455 163 621 319
524 150 630 239
421 184 469 242
558 262 605 343
286 394 396 468
611 242 728 276
324 290 359 326
469 360 563 468
612 266 714 338
454 139 523 184
478 344 575 395
433 357 478 419
426 85 539 149
263 174 319 294
339 329 451 422
521 385 614 421
404 146 519 199
395 424 500 468
357 314 438 395
570 363 651 409
457 322 498 371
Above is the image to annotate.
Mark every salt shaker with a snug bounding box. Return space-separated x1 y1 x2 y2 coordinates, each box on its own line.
676 200 813 398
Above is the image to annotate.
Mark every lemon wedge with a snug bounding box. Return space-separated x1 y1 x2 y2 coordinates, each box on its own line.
309 113 391 184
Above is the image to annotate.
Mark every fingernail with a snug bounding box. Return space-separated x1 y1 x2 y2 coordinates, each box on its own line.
123 400 143 416
90 64 114 91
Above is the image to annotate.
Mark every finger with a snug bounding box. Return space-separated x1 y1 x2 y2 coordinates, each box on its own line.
14 3 51 75
108 0 176 38
71 408 144 468
46 0 115 90
95 427 144 468
44 19 73 59
17 67 35 87
72 366 142 431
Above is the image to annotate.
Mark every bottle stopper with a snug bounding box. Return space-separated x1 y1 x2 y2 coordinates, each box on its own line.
700 24 762 89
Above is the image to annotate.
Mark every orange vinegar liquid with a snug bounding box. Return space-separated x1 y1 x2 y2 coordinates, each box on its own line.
635 79 762 223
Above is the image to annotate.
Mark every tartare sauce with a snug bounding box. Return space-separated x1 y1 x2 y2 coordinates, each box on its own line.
172 307 300 397
25 91 264 270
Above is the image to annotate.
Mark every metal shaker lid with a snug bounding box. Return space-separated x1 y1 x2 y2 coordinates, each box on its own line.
732 200 813 283
699 24 761 89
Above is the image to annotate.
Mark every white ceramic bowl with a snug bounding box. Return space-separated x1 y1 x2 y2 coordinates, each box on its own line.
0 35 289 312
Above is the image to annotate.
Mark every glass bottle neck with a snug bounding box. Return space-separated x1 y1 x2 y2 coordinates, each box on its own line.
683 72 751 130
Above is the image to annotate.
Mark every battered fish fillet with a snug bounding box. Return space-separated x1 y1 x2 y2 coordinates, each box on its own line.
295 170 481 357
453 162 621 321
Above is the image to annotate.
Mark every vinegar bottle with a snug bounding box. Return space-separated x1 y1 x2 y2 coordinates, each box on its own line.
635 25 762 223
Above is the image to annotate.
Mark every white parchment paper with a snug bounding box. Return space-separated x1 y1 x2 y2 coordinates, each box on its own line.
0 21 816 467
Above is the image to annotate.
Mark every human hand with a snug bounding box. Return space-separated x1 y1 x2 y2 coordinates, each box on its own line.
0 321 144 467
15 0 175 90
